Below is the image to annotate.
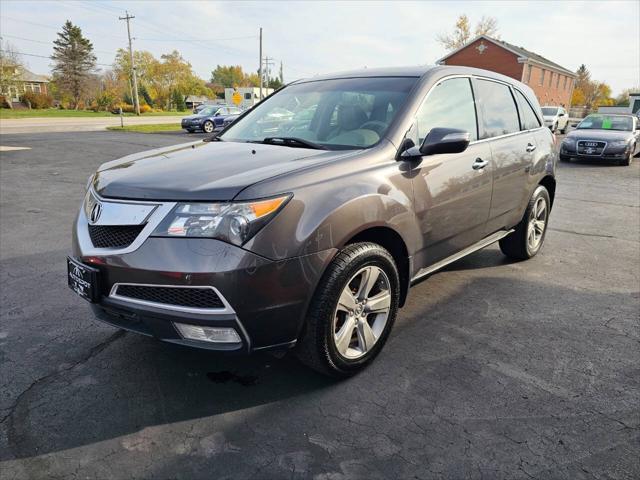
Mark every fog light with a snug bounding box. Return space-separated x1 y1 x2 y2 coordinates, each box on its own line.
174 323 241 343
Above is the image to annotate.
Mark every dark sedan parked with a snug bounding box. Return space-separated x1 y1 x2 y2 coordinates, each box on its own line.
560 114 639 165
181 105 243 133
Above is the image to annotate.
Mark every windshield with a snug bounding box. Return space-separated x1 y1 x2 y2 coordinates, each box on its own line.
541 107 558 116
577 115 633 131
220 77 418 149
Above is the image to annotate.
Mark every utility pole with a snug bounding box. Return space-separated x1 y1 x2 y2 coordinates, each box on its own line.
258 27 263 101
263 56 275 92
279 61 284 85
120 11 140 116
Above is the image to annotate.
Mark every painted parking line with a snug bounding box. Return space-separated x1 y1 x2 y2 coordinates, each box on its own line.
0 146 32 152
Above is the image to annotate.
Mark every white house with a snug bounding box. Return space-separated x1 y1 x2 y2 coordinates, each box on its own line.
598 93 640 116
224 87 274 109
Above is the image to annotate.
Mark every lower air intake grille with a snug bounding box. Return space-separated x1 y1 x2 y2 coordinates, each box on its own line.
88 224 145 249
114 285 225 309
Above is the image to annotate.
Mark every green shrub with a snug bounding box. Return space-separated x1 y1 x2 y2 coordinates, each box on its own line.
139 85 154 107
21 91 54 109
172 89 186 111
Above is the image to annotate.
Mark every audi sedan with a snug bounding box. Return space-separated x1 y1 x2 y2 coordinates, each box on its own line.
181 105 243 134
560 114 639 165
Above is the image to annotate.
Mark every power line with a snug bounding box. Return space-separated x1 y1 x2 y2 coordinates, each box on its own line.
0 15 122 39
0 33 117 55
0 49 113 67
136 35 258 43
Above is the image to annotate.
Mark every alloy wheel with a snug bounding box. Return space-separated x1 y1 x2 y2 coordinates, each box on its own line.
527 196 548 251
203 121 214 133
332 265 391 360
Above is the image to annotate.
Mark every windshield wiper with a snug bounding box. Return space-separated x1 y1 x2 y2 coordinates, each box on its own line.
261 137 327 150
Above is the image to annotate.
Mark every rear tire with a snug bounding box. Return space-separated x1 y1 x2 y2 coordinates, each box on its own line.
499 185 551 260
296 242 400 377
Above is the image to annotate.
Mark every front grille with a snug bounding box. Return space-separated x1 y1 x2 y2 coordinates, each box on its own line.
577 140 606 156
88 224 146 249
114 285 224 309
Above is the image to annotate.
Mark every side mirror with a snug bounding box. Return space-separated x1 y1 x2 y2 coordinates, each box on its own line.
419 128 470 156
401 128 471 159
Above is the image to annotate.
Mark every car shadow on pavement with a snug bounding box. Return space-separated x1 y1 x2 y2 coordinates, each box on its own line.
1 255 638 474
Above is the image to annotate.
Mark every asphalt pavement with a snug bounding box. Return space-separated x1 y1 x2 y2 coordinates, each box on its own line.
0 131 638 479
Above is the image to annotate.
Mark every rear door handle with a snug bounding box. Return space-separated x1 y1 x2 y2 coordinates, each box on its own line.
526 143 536 152
472 158 489 170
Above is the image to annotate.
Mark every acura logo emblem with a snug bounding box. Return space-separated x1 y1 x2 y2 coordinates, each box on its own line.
90 202 102 224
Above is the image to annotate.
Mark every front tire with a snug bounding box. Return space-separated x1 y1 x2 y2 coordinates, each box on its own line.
560 121 568 134
202 121 214 133
620 153 632 166
296 242 400 377
499 185 551 260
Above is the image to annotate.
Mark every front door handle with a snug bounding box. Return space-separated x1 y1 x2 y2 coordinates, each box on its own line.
472 158 489 170
526 143 537 152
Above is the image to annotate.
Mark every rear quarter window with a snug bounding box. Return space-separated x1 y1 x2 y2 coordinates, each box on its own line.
514 89 542 130
476 79 520 138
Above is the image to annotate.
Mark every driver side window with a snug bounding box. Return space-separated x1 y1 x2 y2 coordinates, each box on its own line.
410 78 479 145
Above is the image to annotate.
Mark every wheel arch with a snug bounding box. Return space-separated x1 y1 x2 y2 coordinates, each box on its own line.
539 175 556 208
344 226 411 307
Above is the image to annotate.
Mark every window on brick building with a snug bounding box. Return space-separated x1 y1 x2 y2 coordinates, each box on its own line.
555 74 560 89
540 69 545 86
525 65 532 84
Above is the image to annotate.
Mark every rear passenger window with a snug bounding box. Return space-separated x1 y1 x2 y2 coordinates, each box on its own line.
413 77 478 144
514 90 542 130
476 80 520 138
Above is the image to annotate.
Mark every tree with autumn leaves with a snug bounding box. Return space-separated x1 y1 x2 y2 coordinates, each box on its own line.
113 49 211 110
571 64 614 110
436 14 500 51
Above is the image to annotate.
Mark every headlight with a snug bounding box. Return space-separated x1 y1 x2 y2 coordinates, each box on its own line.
86 173 95 191
562 138 576 147
152 194 291 246
608 140 629 148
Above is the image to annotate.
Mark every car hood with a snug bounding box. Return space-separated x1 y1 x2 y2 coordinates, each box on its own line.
94 140 354 201
542 115 557 121
566 129 633 142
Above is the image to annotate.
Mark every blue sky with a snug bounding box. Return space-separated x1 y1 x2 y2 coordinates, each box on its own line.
1 0 638 95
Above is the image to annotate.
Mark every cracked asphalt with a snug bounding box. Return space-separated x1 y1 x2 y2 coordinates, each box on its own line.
1 131 638 479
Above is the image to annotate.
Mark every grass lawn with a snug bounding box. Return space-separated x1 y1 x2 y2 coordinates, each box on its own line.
0 108 187 119
107 123 183 133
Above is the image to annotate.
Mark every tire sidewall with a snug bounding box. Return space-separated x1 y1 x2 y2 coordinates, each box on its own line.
322 247 400 374
525 186 551 257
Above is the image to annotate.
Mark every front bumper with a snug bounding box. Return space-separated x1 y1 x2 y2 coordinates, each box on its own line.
71 201 335 353
181 121 202 130
560 144 630 160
